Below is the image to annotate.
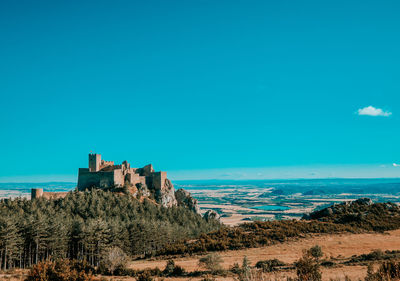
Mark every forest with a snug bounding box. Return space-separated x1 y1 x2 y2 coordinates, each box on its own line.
0 190 220 270
2 189 400 275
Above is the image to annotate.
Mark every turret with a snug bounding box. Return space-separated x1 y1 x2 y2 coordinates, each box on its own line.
89 153 101 172
31 188 43 199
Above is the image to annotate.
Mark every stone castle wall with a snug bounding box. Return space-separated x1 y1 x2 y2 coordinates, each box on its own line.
31 188 68 200
113 169 125 186
32 154 178 209
77 155 163 191
77 168 115 189
31 188 43 199
28 154 203 215
89 154 101 172
152 171 167 190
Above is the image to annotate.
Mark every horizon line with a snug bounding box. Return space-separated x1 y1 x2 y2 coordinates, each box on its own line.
1 176 400 184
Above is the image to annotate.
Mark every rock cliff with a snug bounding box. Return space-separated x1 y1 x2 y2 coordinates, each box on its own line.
132 179 201 213
155 178 177 208
175 189 201 214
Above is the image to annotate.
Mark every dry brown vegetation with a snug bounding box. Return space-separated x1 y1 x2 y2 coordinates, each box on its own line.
128 229 400 280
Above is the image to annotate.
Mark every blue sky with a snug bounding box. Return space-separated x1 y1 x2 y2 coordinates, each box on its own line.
0 0 400 181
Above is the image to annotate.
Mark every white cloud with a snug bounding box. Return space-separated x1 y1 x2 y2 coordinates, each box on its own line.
357 106 392 117
393 163 400 167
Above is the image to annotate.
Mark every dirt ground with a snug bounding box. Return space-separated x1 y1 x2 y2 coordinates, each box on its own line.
128 229 400 280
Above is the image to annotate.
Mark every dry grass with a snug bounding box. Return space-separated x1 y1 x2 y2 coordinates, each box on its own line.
129 229 400 280
3 230 399 280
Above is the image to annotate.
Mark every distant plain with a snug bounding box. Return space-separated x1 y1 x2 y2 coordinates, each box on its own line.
2 178 400 226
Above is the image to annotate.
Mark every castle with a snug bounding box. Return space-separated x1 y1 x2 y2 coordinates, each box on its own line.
31 153 201 213
77 153 168 192
76 153 177 207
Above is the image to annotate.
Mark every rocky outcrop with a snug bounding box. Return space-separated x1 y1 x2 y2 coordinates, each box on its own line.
175 189 201 214
302 198 400 231
203 210 220 221
155 178 177 208
353 198 373 206
304 198 400 222
40 153 203 214
133 179 201 212
136 183 150 198
307 197 375 220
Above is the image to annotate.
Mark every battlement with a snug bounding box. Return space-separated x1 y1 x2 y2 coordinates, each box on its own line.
77 153 170 192
31 153 177 208
100 160 114 170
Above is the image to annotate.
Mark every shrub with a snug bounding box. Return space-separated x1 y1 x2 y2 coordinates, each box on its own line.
26 259 94 281
163 259 175 276
100 246 129 275
200 277 216 281
242 256 251 271
295 248 322 281
308 245 323 261
163 259 185 276
199 253 224 273
236 268 266 281
231 263 241 274
136 271 154 281
365 261 400 281
320 260 335 267
255 259 285 272
344 249 400 265
238 256 252 279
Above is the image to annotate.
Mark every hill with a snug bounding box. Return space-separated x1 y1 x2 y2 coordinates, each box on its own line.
0 189 220 270
157 198 400 256
304 198 400 231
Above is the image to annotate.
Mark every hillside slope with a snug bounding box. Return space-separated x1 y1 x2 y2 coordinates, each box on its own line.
304 198 400 231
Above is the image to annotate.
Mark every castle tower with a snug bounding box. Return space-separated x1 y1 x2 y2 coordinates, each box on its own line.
89 153 101 172
31 188 43 199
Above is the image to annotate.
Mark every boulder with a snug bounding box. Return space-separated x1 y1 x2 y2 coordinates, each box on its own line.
175 188 201 214
203 210 220 221
354 198 373 206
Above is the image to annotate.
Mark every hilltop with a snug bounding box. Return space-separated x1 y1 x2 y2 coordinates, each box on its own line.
304 198 400 231
31 153 205 216
0 189 221 270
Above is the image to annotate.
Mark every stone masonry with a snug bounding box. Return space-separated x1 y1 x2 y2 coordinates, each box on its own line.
30 153 204 214
77 153 177 207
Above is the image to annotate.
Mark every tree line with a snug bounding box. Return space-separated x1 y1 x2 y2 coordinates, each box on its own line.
157 199 400 257
0 189 220 270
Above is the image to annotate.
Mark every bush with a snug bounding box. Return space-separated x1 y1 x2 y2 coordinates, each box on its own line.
230 263 241 274
308 245 323 260
200 277 216 281
255 259 285 272
236 268 266 281
160 220 355 256
163 259 185 276
26 259 94 281
295 248 322 281
320 260 335 267
236 256 253 279
366 261 400 281
136 271 154 281
100 246 129 275
199 253 224 273
344 249 400 265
